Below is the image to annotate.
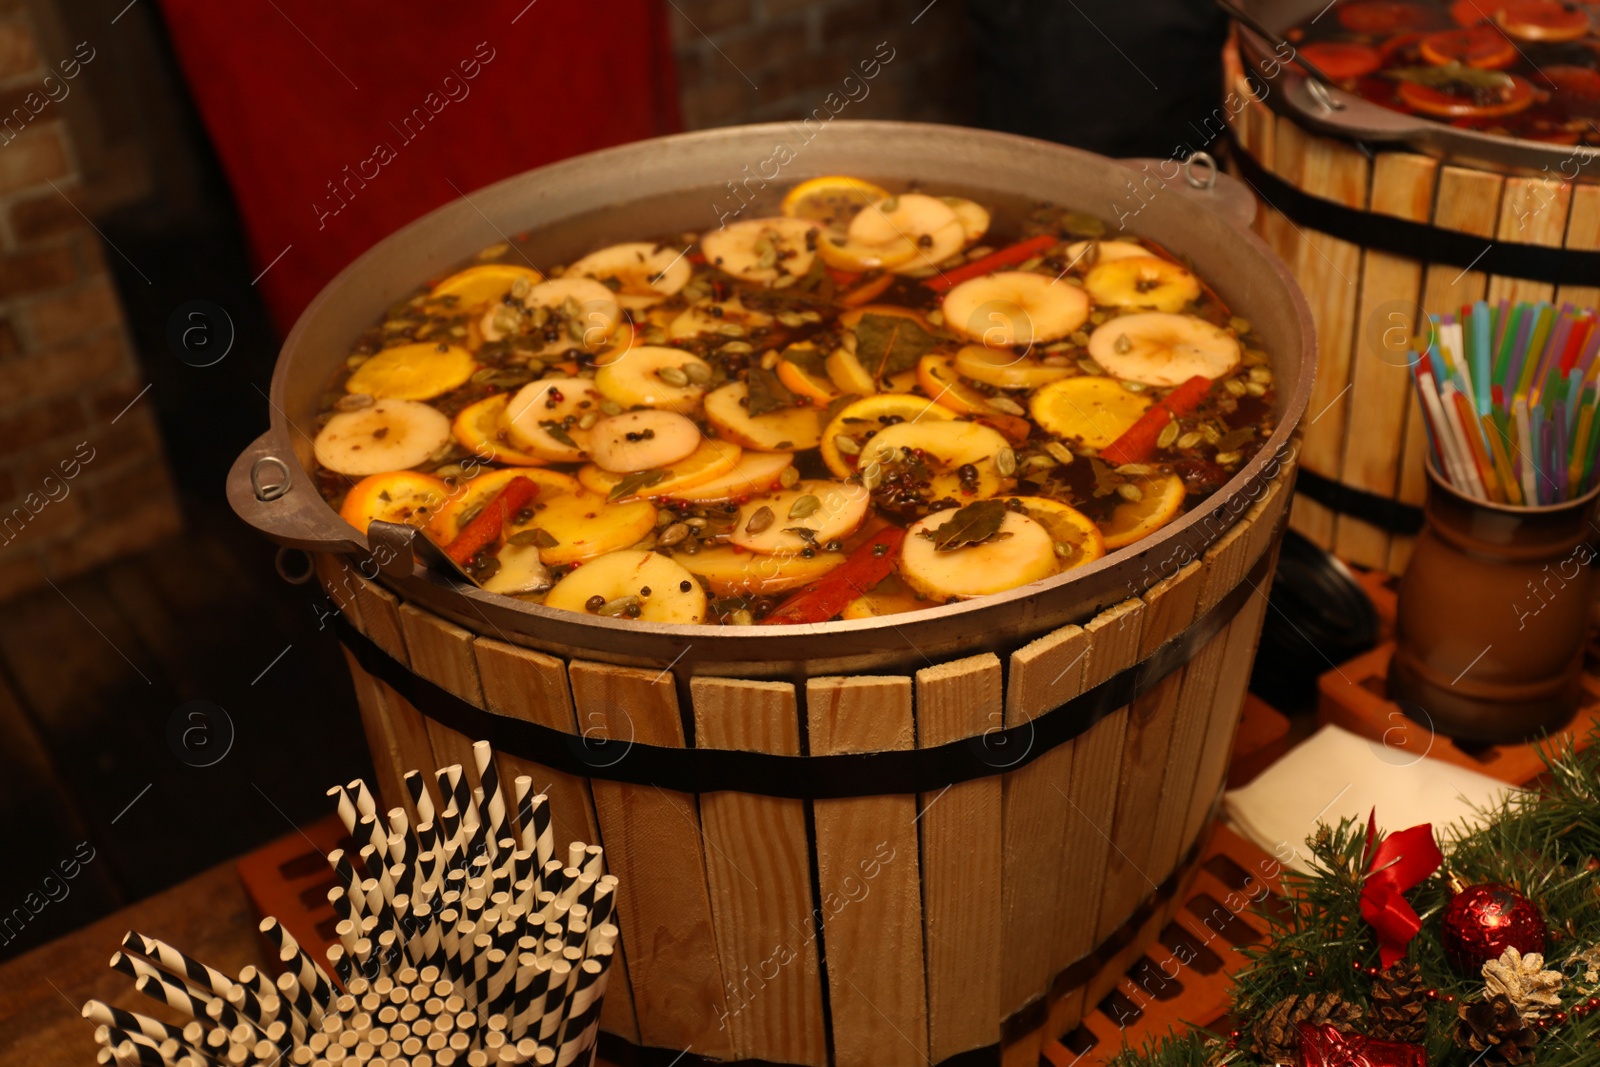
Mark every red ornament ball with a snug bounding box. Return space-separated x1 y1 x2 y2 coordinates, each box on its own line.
1441 882 1547 973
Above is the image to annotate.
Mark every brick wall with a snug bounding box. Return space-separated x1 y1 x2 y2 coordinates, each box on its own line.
0 4 180 601
670 0 975 130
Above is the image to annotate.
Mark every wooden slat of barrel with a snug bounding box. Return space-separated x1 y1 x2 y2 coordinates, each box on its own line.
397 603 485 783
1093 560 1205 945
1281 114 1369 553
1334 153 1439 570
690 678 826 1066
347 577 439 814
1558 185 1600 311
1181 478 1289 851
315 555 407 812
470 637 640 1043
1488 177 1571 307
1392 165 1504 571
569 661 734 1058
914 654 1003 1064
1006 618 1123 1043
997 621 1090 1020
807 676 929 1067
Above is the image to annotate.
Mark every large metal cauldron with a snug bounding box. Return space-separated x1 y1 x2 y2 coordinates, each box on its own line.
227 121 1314 677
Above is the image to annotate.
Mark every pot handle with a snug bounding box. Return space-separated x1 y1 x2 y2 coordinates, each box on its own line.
1119 155 1257 231
227 430 366 554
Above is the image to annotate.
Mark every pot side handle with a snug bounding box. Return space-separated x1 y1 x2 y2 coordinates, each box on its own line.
227 430 366 554
1120 154 1257 232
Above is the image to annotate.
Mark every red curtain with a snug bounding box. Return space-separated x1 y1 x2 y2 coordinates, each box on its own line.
159 0 680 333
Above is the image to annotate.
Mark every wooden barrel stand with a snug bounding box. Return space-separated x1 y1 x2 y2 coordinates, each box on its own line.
311 463 1294 1067
1225 40 1600 574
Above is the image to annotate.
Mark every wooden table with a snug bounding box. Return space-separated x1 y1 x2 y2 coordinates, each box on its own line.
0 862 270 1065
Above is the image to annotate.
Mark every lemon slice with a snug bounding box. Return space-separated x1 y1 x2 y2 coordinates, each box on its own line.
339 471 451 534
1002 496 1106 571
1028 377 1151 450
346 343 477 401
819 394 953 477
781 175 892 230
1099 472 1187 550
430 264 544 309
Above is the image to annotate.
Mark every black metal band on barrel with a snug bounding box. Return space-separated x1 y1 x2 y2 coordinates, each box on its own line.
1228 138 1600 286
1295 468 1425 535
332 551 1267 801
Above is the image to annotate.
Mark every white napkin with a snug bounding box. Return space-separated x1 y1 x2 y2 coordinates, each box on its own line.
1223 724 1517 872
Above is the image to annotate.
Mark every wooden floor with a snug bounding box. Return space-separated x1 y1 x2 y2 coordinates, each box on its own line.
0 494 373 960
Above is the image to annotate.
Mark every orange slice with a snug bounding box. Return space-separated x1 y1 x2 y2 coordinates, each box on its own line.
339 471 451 534
780 175 892 230
576 437 742 500
1029 377 1151 450
1418 26 1517 68
427 468 582 545
840 573 927 619
917 355 992 416
1098 472 1187 550
668 450 794 503
682 544 847 596
819 394 953 477
452 394 548 466
775 349 839 404
1003 496 1106 571
346 343 477 401
429 263 545 309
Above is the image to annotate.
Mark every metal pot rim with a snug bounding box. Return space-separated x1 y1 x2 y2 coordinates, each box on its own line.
236 120 1315 664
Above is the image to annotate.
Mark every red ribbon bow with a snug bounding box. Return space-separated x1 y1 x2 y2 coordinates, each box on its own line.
1359 810 1443 969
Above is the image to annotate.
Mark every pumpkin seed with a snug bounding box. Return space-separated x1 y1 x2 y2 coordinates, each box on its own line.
1078 357 1105 376
1116 483 1144 502
600 400 623 415
631 534 658 551
1070 330 1091 346
1156 420 1180 449
1177 430 1204 449
657 366 690 387
657 522 691 547
778 467 800 488
799 310 823 323
987 395 1026 416
1116 463 1157 476
433 464 464 480
656 510 674 527
598 595 640 617
833 434 861 456
717 322 746 337
1215 450 1242 465
1045 441 1076 466
777 311 806 328
1248 365 1273 384
1024 453 1057 471
493 306 521 335
510 276 533 300
577 412 599 430
996 448 1017 476
683 361 712 383
1113 333 1132 354
470 368 498 384
788 494 821 520
685 517 709 529
335 392 375 411
745 506 775 534
1224 378 1249 397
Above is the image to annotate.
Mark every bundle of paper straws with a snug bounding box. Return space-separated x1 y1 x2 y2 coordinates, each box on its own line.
1411 299 1600 506
83 740 618 1066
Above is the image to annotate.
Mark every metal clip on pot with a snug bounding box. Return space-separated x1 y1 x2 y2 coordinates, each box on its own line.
1120 153 1258 232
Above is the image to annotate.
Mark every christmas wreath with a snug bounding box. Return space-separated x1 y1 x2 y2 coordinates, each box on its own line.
1112 735 1600 1067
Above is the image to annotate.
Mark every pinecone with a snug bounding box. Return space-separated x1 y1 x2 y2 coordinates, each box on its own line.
1456 994 1538 1066
1251 992 1365 1064
1484 947 1564 1021
1370 961 1431 1043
